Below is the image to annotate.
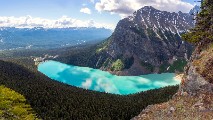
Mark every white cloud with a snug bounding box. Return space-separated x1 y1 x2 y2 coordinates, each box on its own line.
0 15 114 30
95 0 194 18
95 78 120 94
80 7 92 14
82 79 93 89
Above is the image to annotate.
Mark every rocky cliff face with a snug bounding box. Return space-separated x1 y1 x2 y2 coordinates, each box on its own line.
94 6 195 75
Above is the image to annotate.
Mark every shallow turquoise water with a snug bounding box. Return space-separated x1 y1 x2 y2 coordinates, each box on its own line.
38 60 180 95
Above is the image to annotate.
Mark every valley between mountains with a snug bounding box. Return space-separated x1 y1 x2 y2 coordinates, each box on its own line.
0 1 213 120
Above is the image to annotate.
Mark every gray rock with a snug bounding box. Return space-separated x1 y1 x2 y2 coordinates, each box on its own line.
170 107 175 112
180 64 212 95
193 101 203 108
96 6 194 75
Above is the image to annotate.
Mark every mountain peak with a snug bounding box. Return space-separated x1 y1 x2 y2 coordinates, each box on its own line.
141 6 155 10
136 6 158 13
94 6 194 75
189 5 201 14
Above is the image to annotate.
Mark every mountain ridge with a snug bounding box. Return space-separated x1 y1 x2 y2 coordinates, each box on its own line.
0 27 112 50
91 6 196 75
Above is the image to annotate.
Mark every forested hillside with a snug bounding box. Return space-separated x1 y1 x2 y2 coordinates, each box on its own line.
0 59 178 119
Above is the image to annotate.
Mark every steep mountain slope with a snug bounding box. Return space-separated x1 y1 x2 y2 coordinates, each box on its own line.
133 1 213 119
93 6 195 75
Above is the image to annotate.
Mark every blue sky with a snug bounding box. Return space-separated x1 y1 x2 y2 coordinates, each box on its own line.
0 0 198 29
0 0 119 23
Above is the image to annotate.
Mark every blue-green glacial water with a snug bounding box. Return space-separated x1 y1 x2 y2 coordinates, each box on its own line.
38 60 180 95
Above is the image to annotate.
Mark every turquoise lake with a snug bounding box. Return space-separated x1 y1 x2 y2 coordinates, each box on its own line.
38 60 180 95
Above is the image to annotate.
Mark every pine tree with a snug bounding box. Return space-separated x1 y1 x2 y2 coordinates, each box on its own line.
182 0 213 45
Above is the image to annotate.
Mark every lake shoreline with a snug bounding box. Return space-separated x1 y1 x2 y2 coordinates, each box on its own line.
38 60 181 95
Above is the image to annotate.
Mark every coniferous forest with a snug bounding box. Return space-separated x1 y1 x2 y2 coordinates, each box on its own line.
0 59 178 120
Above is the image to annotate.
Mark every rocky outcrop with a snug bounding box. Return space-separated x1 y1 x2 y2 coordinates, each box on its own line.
180 65 210 94
94 6 195 75
179 44 213 95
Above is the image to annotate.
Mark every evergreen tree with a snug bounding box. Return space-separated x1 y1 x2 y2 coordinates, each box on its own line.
182 0 213 44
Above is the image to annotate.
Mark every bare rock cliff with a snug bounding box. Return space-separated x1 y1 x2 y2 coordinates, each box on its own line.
92 6 195 75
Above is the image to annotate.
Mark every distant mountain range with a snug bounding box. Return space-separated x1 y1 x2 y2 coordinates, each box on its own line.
90 6 199 75
0 27 112 50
